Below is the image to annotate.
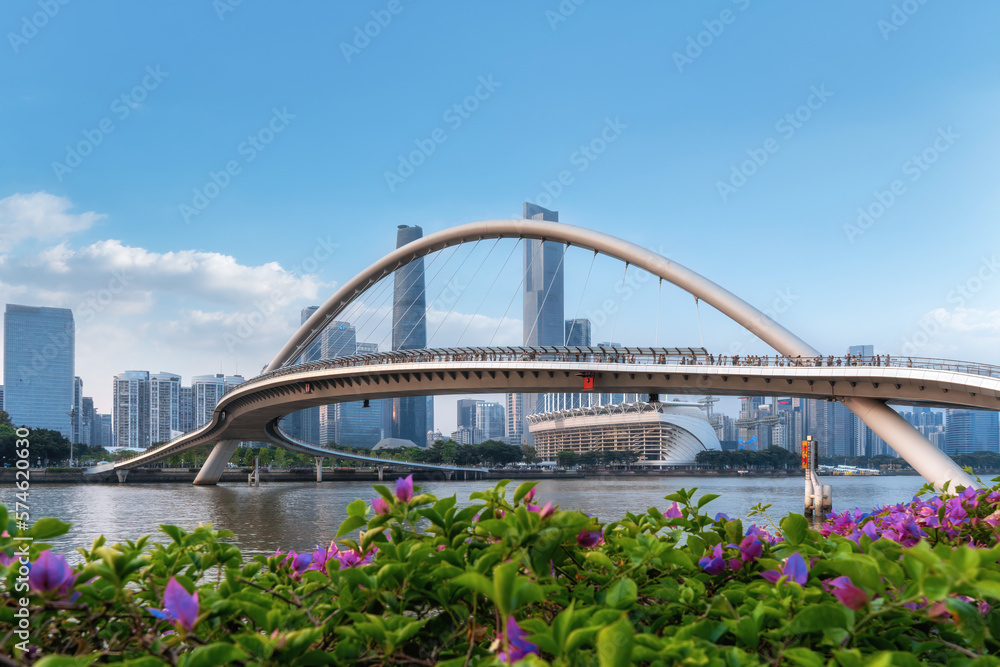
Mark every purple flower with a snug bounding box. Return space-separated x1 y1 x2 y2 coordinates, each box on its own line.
728 536 762 563
372 497 390 515
714 512 732 522
28 551 75 596
499 616 539 664
395 475 414 502
698 544 727 575
291 552 312 573
761 552 808 586
827 576 868 610
577 530 603 548
663 502 683 519
150 577 199 632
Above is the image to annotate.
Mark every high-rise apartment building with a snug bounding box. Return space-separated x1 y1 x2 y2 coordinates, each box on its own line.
192 374 243 428
149 372 181 444
113 371 150 449
81 396 95 447
3 304 75 438
391 225 430 445
179 386 195 433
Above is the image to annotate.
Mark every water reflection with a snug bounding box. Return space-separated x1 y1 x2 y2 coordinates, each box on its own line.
2 476 925 561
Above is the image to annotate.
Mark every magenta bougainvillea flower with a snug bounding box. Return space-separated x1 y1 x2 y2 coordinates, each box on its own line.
826 576 869 610
663 502 683 519
372 497 390 515
149 577 199 632
576 529 603 548
395 475 414 502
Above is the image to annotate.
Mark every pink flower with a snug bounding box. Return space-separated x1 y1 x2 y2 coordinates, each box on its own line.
395 475 414 502
524 487 536 503
826 576 868 610
663 502 683 519
527 502 555 519
372 497 390 515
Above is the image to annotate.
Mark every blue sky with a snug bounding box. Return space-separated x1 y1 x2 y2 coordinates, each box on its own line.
1 1 998 430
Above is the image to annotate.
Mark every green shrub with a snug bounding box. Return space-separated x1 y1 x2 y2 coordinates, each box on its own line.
2 476 1000 665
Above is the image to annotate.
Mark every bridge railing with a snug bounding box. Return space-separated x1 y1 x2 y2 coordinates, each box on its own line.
236 347 1000 388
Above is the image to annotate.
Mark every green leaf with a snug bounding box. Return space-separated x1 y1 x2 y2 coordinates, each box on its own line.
788 604 847 634
335 515 368 539
781 513 809 546
346 499 367 517
697 493 721 509
33 658 98 667
921 575 949 601
596 615 633 667
29 517 71 540
604 578 637 610
513 481 538 504
178 643 249 667
452 572 494 600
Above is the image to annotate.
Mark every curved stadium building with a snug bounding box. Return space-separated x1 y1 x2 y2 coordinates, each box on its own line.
527 401 721 467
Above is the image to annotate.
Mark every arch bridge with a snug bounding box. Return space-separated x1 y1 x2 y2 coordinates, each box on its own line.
91 220 994 489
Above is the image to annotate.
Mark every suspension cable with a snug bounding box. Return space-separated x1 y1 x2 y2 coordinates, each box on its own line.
429 237 500 346
490 237 533 345
694 296 705 348
374 245 457 350
609 262 628 345
417 239 482 346
567 250 598 345
459 238 521 346
655 278 662 347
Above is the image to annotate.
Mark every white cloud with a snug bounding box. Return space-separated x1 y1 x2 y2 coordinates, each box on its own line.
0 192 103 249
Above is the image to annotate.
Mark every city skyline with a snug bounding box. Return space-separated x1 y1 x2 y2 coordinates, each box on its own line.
2 4 998 436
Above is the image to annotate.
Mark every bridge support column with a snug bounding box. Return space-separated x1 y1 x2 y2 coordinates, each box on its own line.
116 469 129 484
377 466 384 481
843 397 976 489
194 439 240 486
315 457 323 483
444 471 453 481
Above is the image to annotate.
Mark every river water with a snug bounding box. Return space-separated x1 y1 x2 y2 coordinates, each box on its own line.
2 476 927 560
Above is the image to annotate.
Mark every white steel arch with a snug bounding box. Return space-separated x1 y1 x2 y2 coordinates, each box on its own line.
196 219 975 489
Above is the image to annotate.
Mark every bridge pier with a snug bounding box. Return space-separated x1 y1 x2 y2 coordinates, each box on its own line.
444 470 454 481
377 466 384 481
315 457 323 483
843 397 976 490
116 469 129 484
194 439 240 486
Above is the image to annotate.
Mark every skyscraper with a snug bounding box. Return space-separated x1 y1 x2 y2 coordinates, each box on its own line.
113 371 150 449
81 396 95 447
3 304 75 438
944 410 1000 455
519 203 563 444
391 225 430 445
564 318 591 347
72 376 83 443
457 399 480 430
